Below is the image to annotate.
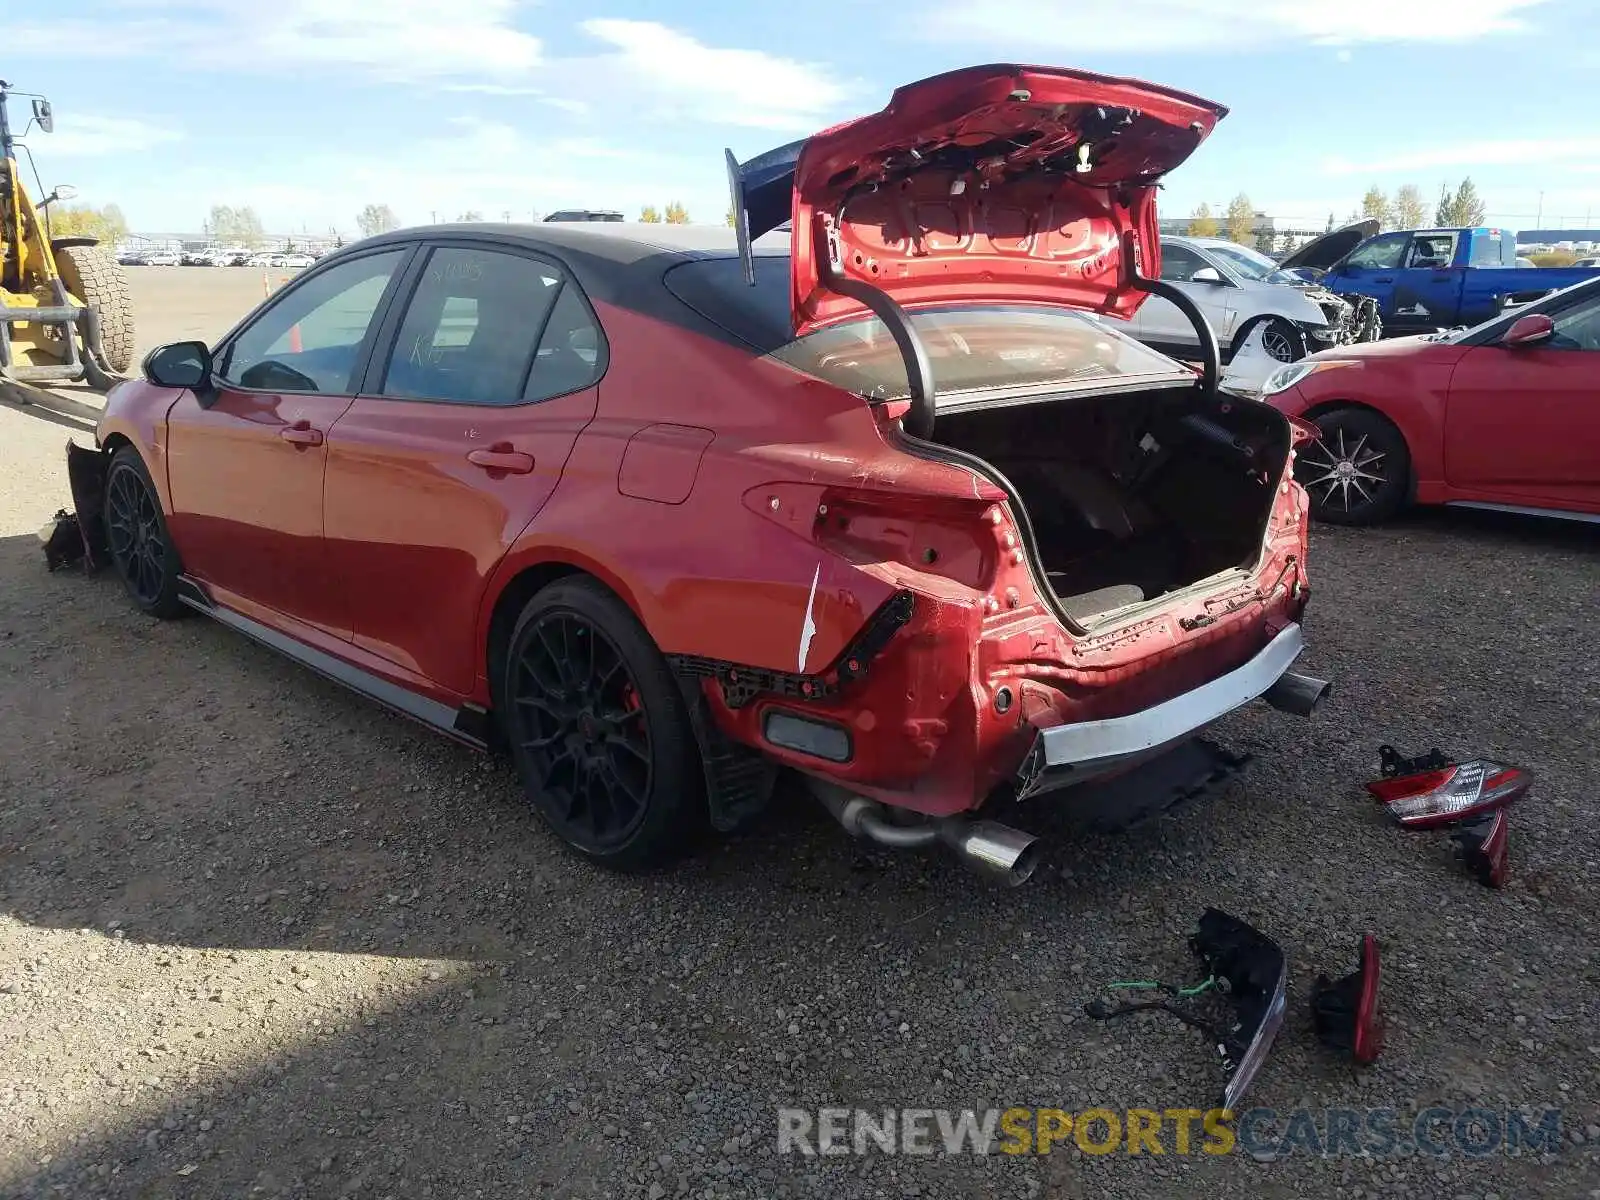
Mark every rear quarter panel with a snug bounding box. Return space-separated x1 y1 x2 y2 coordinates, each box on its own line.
476 297 972 689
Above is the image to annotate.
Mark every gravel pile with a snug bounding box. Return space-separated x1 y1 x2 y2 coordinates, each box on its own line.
1 508 1596 1199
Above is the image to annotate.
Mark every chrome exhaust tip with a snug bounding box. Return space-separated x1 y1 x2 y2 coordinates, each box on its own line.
940 820 1043 887
1263 670 1332 718
810 780 1042 886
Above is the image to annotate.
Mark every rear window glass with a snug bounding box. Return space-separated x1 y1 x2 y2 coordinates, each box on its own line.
1470 232 1506 266
664 256 1188 401
773 306 1190 402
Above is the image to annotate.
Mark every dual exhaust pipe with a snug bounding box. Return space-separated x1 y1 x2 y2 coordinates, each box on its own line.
811 782 1042 887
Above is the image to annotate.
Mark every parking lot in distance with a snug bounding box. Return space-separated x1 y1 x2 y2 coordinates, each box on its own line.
0 268 1597 1199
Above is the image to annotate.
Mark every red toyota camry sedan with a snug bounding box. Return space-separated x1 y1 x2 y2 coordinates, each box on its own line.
1257 276 1600 525
61 64 1329 884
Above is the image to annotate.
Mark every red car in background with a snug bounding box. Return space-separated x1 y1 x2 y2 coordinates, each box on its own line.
64 64 1330 885
1258 277 1600 525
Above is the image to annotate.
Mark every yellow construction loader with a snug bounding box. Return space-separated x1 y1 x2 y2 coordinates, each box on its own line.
1 79 134 391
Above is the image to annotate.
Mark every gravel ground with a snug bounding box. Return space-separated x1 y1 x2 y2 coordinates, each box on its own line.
2 271 1598 1199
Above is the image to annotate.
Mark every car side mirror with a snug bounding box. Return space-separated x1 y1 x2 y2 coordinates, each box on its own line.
143 340 213 389
1501 313 1554 348
1190 267 1225 284
32 98 54 134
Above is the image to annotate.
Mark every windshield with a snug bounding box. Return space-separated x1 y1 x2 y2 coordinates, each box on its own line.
771 306 1191 403
1204 243 1300 286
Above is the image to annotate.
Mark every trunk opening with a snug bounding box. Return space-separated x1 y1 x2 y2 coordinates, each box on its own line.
920 384 1291 627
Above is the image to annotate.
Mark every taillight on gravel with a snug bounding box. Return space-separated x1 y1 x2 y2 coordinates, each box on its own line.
1365 759 1531 830
1449 809 1510 889
1310 933 1384 1064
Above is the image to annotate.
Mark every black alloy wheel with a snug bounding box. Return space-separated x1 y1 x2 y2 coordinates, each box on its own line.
1295 408 1411 526
504 578 704 870
104 446 184 616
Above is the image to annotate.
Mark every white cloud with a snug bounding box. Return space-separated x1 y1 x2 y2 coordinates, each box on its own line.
13 0 542 82
12 9 848 134
563 19 856 132
926 0 1553 51
33 115 184 157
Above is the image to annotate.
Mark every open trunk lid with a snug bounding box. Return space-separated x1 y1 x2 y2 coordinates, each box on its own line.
726 63 1228 337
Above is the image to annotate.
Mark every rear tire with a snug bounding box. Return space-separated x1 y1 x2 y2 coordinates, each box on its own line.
56 244 136 374
502 577 706 872
1295 407 1411 526
104 445 185 617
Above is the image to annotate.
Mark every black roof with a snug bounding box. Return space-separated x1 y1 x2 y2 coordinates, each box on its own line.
329 222 796 351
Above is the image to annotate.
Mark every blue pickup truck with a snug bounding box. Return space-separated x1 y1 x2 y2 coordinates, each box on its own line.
1291 225 1600 335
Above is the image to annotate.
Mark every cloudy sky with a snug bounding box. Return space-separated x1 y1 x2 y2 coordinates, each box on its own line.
11 0 1598 235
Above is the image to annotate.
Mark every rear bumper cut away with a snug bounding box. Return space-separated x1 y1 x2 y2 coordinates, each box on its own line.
1014 622 1326 802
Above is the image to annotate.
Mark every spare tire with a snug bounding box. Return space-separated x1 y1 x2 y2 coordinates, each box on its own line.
55 243 136 374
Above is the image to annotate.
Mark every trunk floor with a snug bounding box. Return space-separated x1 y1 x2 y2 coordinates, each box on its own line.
1054 582 1145 622
1048 527 1190 621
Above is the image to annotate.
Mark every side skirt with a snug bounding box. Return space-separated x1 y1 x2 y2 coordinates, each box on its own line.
176 575 490 751
1443 500 1600 525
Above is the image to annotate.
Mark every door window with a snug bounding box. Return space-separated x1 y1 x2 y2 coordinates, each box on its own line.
217 250 407 393
1345 234 1409 271
1158 243 1212 283
379 247 605 405
1405 234 1456 269
1548 293 1600 351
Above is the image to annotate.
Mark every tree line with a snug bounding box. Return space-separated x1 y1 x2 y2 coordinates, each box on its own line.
1187 177 1490 245
639 203 690 224
41 203 129 244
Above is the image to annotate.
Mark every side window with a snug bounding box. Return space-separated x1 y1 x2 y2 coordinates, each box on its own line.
219 250 406 393
380 247 600 405
525 284 605 403
1405 234 1457 269
1548 294 1600 351
1345 234 1409 271
1470 233 1504 266
1159 244 1210 283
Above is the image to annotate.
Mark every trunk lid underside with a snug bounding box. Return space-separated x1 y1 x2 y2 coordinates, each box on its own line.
728 63 1229 336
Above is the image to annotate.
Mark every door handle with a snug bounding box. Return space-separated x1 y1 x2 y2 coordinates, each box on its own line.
279 420 323 446
467 442 535 474
1373 276 1394 283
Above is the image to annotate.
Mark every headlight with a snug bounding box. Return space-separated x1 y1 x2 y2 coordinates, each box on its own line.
1259 359 1354 397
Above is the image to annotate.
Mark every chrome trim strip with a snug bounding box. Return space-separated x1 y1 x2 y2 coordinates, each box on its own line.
1444 501 1600 525
1038 623 1307 769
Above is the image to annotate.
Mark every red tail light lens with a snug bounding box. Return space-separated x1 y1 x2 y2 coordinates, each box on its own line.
1449 809 1510 888
1365 759 1530 829
1311 933 1384 1064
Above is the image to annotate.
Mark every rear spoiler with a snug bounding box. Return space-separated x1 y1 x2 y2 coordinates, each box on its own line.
725 140 803 285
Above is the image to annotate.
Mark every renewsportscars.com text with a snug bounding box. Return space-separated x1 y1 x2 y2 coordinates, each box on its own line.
777 1105 1566 1159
